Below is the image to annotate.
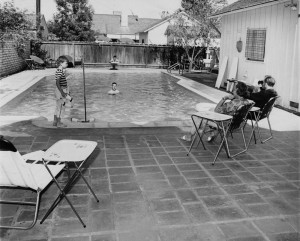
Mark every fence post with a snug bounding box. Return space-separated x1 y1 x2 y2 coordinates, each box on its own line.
73 42 75 66
145 45 148 68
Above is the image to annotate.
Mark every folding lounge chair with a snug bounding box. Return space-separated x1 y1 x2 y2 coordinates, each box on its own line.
0 136 65 230
247 96 279 144
25 58 34 70
0 137 99 229
187 102 254 165
30 55 45 69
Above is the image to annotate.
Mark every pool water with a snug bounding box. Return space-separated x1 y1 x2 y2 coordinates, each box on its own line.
1 71 212 123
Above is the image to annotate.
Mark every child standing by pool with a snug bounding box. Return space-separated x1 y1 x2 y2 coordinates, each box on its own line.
53 56 73 127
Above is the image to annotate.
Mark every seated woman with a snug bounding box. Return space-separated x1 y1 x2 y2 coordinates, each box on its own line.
108 82 120 95
109 55 119 70
182 81 250 142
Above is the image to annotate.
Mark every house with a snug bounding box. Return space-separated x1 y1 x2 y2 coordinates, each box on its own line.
25 14 49 40
210 0 299 111
92 12 160 42
138 11 205 45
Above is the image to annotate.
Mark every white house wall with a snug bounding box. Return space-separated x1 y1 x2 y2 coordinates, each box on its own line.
219 2 299 110
147 21 169 45
107 34 138 40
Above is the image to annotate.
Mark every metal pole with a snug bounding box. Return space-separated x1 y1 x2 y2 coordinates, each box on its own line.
82 55 87 122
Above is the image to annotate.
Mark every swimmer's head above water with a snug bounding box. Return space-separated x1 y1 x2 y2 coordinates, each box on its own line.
112 82 117 91
108 82 119 95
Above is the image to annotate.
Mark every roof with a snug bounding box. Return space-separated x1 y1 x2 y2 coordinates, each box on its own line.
211 0 280 17
139 11 200 33
25 14 46 29
92 14 160 35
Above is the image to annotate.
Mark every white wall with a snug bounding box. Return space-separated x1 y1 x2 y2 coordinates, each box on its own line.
147 21 170 45
219 2 299 110
107 34 138 40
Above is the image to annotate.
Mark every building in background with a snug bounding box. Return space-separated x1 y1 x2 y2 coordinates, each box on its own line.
25 14 49 40
211 0 299 111
92 12 160 42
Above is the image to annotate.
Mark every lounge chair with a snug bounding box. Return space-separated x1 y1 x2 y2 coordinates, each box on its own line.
0 137 99 229
30 55 45 69
0 136 64 230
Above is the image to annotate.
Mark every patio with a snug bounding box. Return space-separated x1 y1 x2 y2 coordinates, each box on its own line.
0 119 299 241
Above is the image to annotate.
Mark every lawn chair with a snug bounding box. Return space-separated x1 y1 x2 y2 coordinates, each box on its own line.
247 96 280 144
30 55 45 69
0 136 65 230
187 102 254 165
25 58 34 70
0 137 99 229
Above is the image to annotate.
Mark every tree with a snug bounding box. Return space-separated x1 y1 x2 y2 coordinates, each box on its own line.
0 1 33 58
0 1 30 32
165 11 210 71
165 1 227 71
48 0 95 41
181 0 227 37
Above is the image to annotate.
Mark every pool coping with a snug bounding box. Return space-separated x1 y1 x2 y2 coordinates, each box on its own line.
0 68 226 129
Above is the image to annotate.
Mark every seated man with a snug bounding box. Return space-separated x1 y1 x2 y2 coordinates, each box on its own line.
182 82 250 142
246 75 277 109
110 55 119 70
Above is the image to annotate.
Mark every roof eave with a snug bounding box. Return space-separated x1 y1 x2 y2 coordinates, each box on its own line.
142 11 201 32
209 0 288 19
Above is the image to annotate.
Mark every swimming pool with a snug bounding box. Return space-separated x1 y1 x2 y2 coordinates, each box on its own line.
1 70 212 124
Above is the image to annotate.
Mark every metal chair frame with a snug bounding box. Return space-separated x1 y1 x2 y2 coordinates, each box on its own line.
0 137 64 230
187 102 255 165
0 138 99 230
247 96 279 145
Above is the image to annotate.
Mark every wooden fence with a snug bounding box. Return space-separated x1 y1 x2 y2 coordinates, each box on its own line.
40 42 172 68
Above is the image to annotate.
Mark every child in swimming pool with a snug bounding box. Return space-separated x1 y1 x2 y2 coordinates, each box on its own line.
108 82 120 95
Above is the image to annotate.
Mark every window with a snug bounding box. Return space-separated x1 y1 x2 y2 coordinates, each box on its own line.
245 29 266 62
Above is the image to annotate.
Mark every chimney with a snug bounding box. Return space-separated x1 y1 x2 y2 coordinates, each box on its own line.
36 0 41 15
36 0 41 30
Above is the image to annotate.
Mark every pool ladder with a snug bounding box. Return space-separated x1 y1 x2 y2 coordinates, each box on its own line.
167 62 184 74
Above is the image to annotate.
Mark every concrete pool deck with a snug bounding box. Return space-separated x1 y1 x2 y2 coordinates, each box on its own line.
0 120 299 241
0 68 299 241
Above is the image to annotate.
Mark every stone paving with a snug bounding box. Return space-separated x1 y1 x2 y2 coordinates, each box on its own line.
0 120 299 241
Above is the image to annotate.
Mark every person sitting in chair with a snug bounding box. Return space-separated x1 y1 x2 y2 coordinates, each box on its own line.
246 75 278 109
109 55 119 70
181 82 250 142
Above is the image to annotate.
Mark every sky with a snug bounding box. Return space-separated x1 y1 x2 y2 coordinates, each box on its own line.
0 0 237 21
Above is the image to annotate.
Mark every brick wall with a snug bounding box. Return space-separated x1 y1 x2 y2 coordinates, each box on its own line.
0 40 31 78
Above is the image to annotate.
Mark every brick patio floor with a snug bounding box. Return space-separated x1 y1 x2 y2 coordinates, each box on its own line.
0 120 299 241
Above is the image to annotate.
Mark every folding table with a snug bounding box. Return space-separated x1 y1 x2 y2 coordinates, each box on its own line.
187 111 233 165
40 140 99 228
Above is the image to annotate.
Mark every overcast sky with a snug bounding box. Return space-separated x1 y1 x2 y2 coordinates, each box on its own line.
0 0 237 21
